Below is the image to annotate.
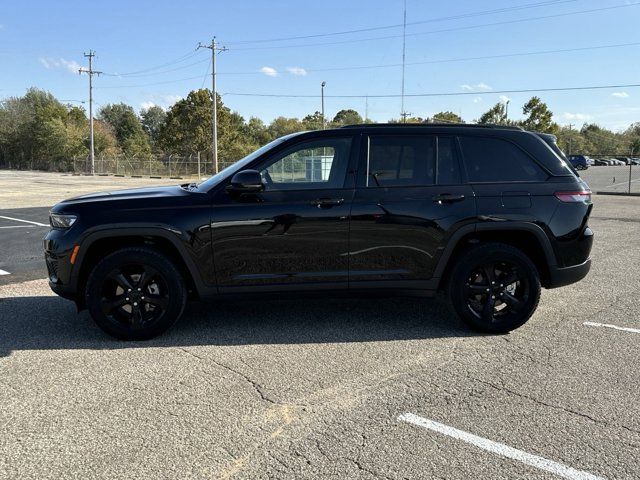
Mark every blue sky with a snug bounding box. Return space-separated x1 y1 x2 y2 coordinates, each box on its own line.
2 0 640 130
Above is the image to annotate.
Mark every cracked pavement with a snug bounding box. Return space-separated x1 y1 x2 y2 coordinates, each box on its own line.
0 192 638 479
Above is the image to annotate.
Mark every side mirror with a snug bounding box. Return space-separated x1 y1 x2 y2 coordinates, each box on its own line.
227 170 264 193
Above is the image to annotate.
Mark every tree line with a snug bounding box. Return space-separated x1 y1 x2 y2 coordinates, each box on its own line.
1 87 639 171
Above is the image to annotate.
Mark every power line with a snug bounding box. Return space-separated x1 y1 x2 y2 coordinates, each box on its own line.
102 57 209 78
95 74 204 89
208 40 640 76
101 49 201 77
229 3 640 51
224 0 582 45
221 82 640 99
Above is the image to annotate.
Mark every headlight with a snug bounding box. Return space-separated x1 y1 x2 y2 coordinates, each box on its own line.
50 213 77 229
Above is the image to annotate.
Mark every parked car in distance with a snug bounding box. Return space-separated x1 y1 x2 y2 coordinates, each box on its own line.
567 155 591 170
44 124 594 340
594 159 609 166
616 157 630 165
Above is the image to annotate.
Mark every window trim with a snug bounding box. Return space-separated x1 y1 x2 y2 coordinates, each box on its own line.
457 134 551 184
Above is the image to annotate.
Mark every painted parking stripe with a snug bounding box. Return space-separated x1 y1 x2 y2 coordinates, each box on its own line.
0 215 48 227
0 225 42 229
0 270 10 276
583 321 640 334
398 413 605 480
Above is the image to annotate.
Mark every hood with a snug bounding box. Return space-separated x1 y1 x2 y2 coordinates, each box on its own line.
54 185 188 209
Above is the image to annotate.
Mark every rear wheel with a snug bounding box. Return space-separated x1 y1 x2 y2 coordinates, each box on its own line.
85 247 187 340
446 242 541 333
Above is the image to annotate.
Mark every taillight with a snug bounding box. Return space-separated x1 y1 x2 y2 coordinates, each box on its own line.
554 190 592 203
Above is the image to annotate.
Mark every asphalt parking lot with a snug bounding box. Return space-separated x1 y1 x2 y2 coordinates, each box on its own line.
0 170 639 479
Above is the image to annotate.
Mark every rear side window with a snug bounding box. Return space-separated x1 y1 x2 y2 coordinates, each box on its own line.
437 137 461 185
367 135 436 187
459 136 547 182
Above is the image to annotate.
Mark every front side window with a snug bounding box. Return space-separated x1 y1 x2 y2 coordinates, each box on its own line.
367 135 436 187
259 137 352 190
459 136 547 182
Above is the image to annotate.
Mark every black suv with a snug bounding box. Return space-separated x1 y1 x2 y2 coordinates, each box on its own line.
45 124 593 340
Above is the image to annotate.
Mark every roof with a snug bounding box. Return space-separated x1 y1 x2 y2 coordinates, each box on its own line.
339 123 524 131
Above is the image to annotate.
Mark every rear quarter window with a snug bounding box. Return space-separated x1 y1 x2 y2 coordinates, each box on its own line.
459 136 547 182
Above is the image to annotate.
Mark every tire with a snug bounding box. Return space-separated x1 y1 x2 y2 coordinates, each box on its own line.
446 242 541 333
85 247 187 340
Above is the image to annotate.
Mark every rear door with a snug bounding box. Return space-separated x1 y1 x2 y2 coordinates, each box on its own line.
348 133 476 289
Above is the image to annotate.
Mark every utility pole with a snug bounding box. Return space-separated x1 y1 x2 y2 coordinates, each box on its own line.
321 81 326 129
79 50 101 175
198 38 227 174
400 111 412 123
365 95 369 122
568 123 575 156
400 0 407 122
505 100 510 124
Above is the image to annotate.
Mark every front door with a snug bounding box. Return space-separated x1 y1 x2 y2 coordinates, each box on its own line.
348 134 476 289
211 135 357 292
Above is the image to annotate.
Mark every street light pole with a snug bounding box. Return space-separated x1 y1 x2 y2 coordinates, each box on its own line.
321 81 326 129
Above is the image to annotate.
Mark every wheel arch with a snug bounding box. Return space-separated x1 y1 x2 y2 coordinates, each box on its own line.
72 227 210 308
435 222 556 290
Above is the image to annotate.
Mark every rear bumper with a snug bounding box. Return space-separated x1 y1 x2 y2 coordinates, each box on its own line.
547 258 591 289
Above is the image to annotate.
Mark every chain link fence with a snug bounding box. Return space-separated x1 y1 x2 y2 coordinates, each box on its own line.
71 153 237 179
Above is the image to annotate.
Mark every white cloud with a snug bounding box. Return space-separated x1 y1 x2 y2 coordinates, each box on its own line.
140 101 157 110
39 57 82 73
611 92 629 98
286 66 307 76
461 82 492 92
499 95 511 103
473 97 483 103
562 112 593 121
260 66 278 77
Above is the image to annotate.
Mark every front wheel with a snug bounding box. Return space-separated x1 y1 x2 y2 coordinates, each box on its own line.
446 242 541 333
85 247 187 340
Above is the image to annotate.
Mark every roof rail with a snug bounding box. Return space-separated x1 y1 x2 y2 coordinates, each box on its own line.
339 123 524 131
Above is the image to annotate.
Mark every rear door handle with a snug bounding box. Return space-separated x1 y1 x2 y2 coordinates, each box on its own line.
433 193 465 204
312 198 344 208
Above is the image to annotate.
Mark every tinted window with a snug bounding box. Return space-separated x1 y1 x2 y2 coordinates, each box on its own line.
367 135 436 187
459 136 547 182
259 137 352 190
437 137 461 185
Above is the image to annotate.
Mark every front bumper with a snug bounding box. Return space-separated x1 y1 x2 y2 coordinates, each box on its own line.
547 257 591 289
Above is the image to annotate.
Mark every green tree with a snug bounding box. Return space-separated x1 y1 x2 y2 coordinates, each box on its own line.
99 103 151 156
302 111 324 130
267 117 304 139
158 89 253 164
332 109 363 126
430 111 463 124
521 96 557 133
478 102 507 125
140 105 167 146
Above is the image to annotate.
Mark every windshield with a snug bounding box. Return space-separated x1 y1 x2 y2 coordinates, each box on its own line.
196 133 301 191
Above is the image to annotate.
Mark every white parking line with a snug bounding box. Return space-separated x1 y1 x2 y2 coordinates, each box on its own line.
0 269 10 276
0 215 48 227
398 413 605 480
0 225 42 229
583 322 640 334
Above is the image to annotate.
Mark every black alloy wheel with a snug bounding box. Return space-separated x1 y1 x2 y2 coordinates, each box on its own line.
447 242 541 333
86 247 187 340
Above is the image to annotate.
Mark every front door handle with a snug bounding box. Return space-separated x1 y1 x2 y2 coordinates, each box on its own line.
312 198 345 208
433 193 465 204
